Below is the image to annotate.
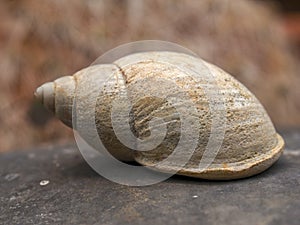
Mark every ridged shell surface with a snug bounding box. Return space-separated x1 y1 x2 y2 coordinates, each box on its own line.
35 51 284 179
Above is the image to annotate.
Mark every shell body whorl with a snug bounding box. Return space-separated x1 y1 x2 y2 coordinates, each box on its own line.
35 51 284 179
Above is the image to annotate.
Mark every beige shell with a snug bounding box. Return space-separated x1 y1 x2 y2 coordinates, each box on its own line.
35 51 284 180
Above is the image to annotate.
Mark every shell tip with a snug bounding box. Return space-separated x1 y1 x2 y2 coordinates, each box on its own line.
34 86 44 104
34 82 55 113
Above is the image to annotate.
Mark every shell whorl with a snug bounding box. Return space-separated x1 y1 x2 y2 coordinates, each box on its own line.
35 76 75 127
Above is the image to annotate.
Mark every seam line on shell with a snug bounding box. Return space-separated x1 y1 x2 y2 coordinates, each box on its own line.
112 63 139 150
113 63 128 83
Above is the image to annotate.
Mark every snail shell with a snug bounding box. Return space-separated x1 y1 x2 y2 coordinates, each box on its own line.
35 51 284 180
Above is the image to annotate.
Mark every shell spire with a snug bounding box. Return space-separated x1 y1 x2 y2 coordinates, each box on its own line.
34 82 55 112
35 76 75 127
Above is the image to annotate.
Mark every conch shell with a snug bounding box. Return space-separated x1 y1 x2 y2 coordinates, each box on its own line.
35 51 284 180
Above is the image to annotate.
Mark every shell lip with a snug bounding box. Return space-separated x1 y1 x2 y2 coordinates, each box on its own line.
134 133 285 180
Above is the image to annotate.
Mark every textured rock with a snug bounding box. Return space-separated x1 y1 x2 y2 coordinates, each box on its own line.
0 130 299 225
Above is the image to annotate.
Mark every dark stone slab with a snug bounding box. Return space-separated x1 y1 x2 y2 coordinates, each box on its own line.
1 131 300 225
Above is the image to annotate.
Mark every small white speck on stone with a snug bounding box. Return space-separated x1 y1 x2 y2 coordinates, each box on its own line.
4 173 20 181
192 195 198 198
28 153 36 159
39 180 50 186
9 196 17 201
62 148 74 154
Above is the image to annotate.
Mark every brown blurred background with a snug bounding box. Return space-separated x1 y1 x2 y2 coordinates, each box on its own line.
0 0 299 152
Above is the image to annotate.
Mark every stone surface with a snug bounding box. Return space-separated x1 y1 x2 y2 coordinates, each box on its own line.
0 131 299 225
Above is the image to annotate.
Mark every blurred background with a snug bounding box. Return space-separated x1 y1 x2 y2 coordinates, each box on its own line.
0 0 299 152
